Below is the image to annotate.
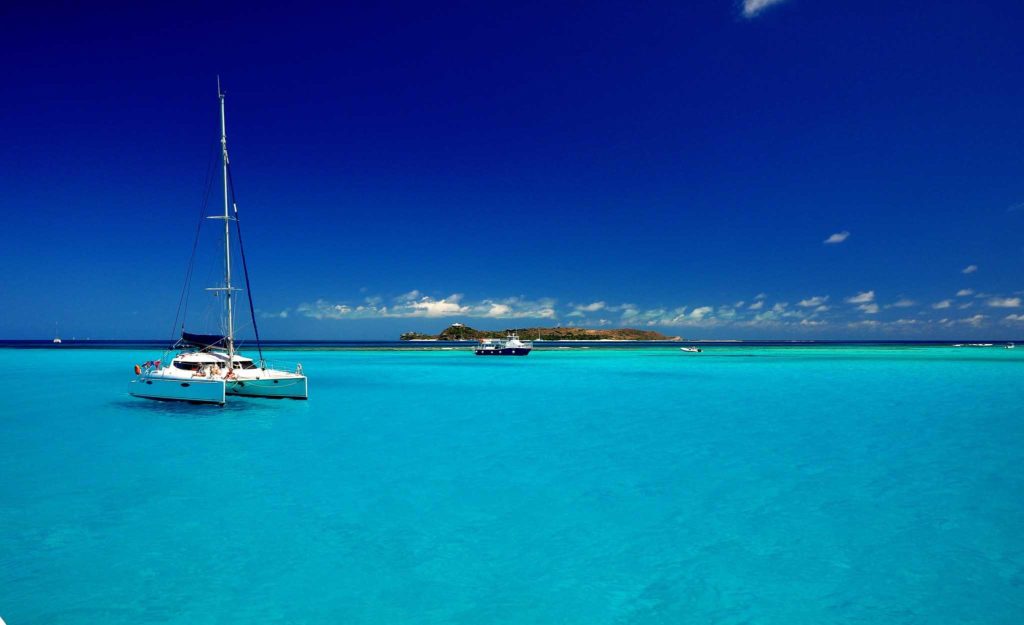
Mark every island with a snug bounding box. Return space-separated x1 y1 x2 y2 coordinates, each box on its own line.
400 323 679 341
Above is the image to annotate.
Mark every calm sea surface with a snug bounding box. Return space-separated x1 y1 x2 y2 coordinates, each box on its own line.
1 346 1022 623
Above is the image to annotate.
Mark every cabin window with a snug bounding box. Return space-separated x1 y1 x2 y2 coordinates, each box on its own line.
174 361 200 371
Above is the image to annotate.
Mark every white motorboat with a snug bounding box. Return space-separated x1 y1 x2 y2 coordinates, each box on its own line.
475 332 532 356
130 82 307 405
1007 342 1016 349
53 323 61 344
680 346 702 353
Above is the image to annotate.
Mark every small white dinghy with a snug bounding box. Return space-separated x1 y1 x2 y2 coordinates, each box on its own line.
680 346 702 353
130 82 307 405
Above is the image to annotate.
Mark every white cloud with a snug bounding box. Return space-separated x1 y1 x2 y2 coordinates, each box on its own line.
748 300 764 310
845 290 875 304
407 295 470 317
890 298 915 308
962 264 978 274
987 297 1021 308
1005 314 1024 323
260 309 290 319
960 314 987 327
932 300 952 310
800 319 827 327
647 305 720 327
573 301 606 313
858 303 880 314
689 306 713 321
743 0 788 19
823 231 850 245
956 289 974 297
299 293 557 320
798 295 829 307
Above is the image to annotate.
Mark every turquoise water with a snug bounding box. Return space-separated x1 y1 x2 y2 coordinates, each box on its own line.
2 346 1023 623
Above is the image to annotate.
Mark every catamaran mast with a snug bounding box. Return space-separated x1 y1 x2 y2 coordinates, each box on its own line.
218 79 235 363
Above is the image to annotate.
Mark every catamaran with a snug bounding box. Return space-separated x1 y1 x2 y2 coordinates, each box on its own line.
129 83 307 405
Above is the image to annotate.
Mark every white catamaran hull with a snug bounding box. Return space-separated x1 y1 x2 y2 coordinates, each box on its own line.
129 376 226 405
227 375 308 399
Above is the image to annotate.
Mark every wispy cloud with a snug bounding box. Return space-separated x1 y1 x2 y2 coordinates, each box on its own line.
743 0 789 19
1005 314 1024 323
259 309 290 319
960 314 987 328
962 264 978 274
573 301 606 313
890 298 915 308
798 295 829 307
845 290 875 304
987 297 1021 308
932 300 952 310
956 289 974 297
823 231 850 245
858 303 880 314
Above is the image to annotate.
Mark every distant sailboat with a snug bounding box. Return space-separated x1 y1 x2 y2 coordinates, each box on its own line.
53 323 61 344
129 82 307 405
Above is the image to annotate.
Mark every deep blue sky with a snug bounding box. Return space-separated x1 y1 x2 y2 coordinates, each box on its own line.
2 1 1023 339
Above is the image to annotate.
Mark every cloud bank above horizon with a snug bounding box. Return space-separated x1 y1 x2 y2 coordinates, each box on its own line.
284 285 1024 335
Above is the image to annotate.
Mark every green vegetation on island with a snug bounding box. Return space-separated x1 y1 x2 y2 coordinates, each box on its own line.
400 323 678 341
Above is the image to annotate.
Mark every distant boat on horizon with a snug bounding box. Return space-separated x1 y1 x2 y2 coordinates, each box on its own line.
53 323 61 344
129 82 307 405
